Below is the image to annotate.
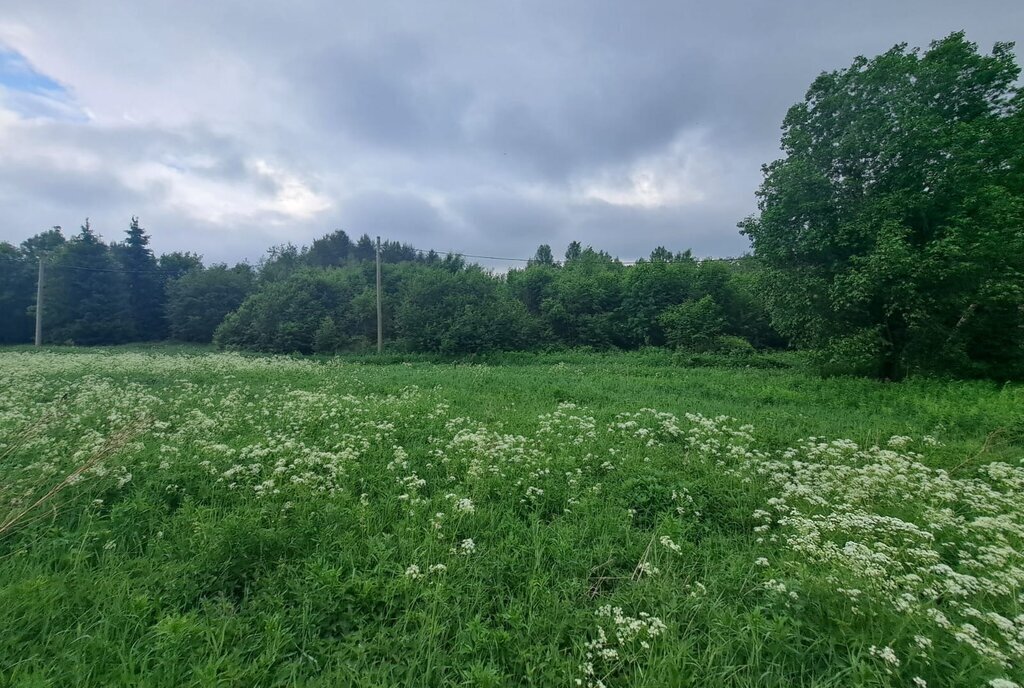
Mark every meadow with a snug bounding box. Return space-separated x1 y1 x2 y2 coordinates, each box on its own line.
0 347 1022 687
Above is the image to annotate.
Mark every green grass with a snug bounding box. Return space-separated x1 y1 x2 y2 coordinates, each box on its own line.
0 347 1021 687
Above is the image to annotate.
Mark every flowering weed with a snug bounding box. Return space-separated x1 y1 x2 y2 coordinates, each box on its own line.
0 347 1020 686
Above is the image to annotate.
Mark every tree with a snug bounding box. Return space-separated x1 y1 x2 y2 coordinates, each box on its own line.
117 216 165 339
507 263 558 316
21 227 66 259
564 241 582 263
259 243 302 283
740 33 1024 379
353 234 376 262
0 228 66 344
312 316 349 354
618 260 696 346
45 220 133 345
540 255 625 348
529 244 555 266
0 242 34 343
159 251 204 282
215 267 382 354
166 264 255 342
648 246 674 262
305 230 352 267
379 239 418 264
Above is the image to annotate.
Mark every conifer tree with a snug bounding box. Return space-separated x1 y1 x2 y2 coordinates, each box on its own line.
46 220 133 345
117 216 165 339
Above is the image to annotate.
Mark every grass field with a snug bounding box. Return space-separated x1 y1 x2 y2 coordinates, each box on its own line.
1 347 1022 687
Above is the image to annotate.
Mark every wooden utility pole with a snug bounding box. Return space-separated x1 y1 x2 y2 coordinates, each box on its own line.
376 236 383 354
34 256 44 347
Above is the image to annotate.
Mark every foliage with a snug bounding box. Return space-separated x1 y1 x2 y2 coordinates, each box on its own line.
530 244 555 266
0 229 66 344
312 316 350 354
740 33 1024 379
165 264 255 342
158 251 204 281
214 266 393 353
659 295 725 351
115 217 165 339
536 249 627 348
0 242 36 344
45 221 134 345
0 219 780 359
619 258 697 346
305 229 353 267
396 267 540 354
215 238 778 358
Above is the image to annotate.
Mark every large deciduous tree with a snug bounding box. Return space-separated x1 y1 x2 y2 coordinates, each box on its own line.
740 33 1024 379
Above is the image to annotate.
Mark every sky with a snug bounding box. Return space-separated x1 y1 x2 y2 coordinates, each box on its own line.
0 1 1021 267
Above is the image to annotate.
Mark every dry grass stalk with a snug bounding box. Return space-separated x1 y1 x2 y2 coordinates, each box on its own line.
0 415 150 538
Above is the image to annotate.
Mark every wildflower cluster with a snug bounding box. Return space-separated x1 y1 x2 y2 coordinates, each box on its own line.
608 409 683 446
578 606 668 688
538 402 598 445
689 420 1024 676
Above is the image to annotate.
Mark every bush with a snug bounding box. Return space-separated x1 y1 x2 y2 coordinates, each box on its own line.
659 296 726 352
215 269 362 353
816 328 889 378
312 317 350 354
396 267 541 354
166 265 254 343
712 335 756 355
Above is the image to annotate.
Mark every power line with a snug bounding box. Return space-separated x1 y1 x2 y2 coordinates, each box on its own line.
407 246 532 263
46 262 165 275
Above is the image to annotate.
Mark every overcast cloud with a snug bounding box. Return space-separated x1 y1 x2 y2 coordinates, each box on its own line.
1 1 1021 266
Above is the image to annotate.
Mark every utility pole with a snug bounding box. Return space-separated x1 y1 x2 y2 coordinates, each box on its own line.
34 256 44 347
376 236 383 354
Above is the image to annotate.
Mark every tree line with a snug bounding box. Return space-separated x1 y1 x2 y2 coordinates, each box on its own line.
0 222 779 356
1 32 1021 379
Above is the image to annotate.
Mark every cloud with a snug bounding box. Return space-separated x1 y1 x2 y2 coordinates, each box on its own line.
0 1 1021 265
334 190 448 243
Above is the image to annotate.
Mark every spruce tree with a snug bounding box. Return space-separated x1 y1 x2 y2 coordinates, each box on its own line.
46 220 133 345
118 216 165 339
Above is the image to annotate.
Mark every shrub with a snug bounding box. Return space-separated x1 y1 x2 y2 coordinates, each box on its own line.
659 296 726 352
166 265 254 342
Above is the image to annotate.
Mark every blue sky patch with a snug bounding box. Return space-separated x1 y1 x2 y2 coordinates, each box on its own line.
0 46 88 122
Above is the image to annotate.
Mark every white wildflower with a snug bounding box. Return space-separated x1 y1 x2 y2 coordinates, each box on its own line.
659 535 682 554
869 645 900 667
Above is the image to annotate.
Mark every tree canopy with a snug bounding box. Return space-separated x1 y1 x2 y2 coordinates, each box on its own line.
740 32 1024 379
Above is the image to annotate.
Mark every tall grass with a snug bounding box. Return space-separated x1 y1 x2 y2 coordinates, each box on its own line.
0 347 1020 687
